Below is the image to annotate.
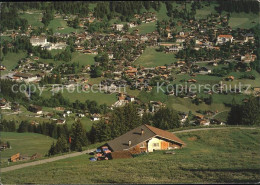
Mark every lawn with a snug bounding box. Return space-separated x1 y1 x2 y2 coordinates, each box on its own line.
167 96 230 114
71 52 96 66
1 51 27 74
129 21 157 34
20 12 43 28
41 89 117 106
0 132 56 161
48 18 82 34
228 12 259 29
134 47 177 67
2 128 259 184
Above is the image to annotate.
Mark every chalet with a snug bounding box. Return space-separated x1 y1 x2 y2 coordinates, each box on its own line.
0 65 6 71
28 105 42 114
216 35 233 44
91 113 101 121
198 67 212 74
187 79 197 83
244 33 255 43
241 54 256 63
56 118 66 125
103 124 185 157
198 119 210 126
126 95 135 102
13 73 38 83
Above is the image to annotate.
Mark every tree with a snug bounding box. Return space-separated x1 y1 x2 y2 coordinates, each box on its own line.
153 107 180 129
55 136 69 153
123 24 129 32
241 97 260 125
70 121 88 151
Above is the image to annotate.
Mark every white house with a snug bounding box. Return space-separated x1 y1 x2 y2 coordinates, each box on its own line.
216 35 233 45
115 24 124 31
30 36 49 46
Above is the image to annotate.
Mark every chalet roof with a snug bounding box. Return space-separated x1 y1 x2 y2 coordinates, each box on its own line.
106 124 185 152
218 35 233 38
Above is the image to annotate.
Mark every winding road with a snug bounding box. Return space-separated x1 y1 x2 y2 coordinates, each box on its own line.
1 126 258 173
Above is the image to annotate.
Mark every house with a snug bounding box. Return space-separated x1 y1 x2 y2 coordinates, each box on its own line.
115 24 124 31
91 113 101 121
198 119 210 126
28 105 42 114
126 95 135 102
13 73 38 83
216 35 233 44
102 124 185 157
56 118 66 125
241 54 256 63
198 67 212 74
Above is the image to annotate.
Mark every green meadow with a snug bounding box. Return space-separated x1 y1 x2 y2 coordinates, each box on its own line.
134 47 177 67
1 51 27 74
1 128 259 184
0 132 56 161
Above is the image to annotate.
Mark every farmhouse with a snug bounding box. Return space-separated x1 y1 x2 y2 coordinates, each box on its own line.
103 124 185 156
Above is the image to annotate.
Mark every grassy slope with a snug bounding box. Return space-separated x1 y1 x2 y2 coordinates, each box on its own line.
20 12 43 28
134 47 177 67
1 51 27 74
0 132 56 160
41 89 117 106
1 128 259 184
228 12 259 29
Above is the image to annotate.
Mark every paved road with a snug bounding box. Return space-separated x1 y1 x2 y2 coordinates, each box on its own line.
1 126 258 173
173 126 257 133
1 148 95 173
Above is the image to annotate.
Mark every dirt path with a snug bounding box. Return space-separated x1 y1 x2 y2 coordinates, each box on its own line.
1 148 95 173
1 127 258 173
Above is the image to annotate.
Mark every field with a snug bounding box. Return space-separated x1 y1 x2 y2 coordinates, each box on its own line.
20 12 43 28
1 128 259 184
70 52 96 66
0 132 56 161
134 47 177 67
167 96 230 114
48 18 82 34
228 12 259 29
1 51 27 74
41 89 117 106
214 111 229 122
129 21 157 34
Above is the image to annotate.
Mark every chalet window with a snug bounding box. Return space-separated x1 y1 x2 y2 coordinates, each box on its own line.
153 143 159 147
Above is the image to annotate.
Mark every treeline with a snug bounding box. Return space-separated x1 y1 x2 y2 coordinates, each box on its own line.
88 104 180 143
216 0 259 14
227 97 260 125
0 3 28 32
94 1 161 21
5 2 90 17
0 120 16 132
39 74 62 85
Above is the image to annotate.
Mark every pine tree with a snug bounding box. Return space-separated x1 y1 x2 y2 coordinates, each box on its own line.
241 97 260 125
70 121 88 151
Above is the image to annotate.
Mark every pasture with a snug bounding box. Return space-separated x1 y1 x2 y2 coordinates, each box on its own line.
1 128 259 184
0 132 55 161
134 47 177 67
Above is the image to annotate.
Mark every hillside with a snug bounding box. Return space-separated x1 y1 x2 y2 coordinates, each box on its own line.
1 132 56 162
1 128 259 184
